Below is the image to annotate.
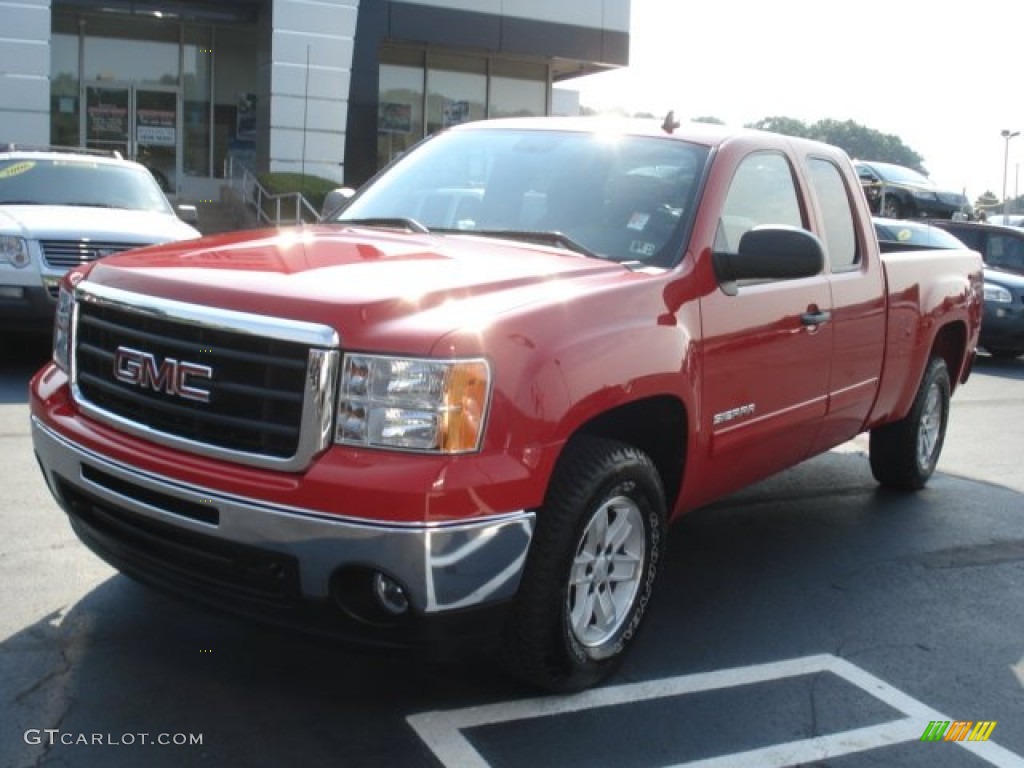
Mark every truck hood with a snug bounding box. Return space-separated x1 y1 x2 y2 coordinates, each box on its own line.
0 204 200 242
83 224 634 352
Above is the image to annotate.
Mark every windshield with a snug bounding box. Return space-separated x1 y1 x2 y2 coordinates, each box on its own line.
0 158 173 213
333 127 710 267
874 220 965 248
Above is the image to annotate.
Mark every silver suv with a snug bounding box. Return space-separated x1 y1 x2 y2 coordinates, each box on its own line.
0 145 201 332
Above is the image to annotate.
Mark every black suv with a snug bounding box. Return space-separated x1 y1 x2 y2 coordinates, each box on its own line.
855 160 971 220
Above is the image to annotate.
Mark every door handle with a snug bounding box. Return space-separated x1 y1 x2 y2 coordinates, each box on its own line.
801 309 832 326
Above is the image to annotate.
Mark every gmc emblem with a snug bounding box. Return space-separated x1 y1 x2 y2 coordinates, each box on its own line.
113 346 213 403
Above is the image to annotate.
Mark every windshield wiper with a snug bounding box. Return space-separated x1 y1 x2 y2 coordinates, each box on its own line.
470 230 601 259
338 217 430 234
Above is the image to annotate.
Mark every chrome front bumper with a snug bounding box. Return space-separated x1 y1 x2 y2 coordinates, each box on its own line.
31 417 535 614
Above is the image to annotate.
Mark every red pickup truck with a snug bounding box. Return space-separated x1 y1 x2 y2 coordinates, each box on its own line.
30 117 982 691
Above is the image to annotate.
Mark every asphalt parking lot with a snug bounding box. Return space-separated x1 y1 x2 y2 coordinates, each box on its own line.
2 333 1022 768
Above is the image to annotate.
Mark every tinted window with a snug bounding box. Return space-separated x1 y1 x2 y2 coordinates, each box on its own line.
945 226 984 251
808 158 858 270
988 233 1024 272
714 152 803 254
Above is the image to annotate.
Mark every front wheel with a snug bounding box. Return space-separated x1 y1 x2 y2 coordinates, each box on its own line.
869 356 951 491
500 436 666 692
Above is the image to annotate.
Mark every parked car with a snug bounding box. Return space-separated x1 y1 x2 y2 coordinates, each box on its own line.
928 218 1024 276
0 144 201 332
874 217 1024 359
855 160 970 220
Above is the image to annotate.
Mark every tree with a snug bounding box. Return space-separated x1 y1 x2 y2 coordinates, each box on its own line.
746 116 925 173
746 116 810 138
691 116 724 125
975 190 999 213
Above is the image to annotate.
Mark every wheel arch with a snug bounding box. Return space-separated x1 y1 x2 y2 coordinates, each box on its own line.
569 395 689 513
931 320 970 393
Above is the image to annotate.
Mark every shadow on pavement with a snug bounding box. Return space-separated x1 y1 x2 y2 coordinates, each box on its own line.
3 449 1022 767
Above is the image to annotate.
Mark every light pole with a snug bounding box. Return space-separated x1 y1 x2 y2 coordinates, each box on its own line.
1002 129 1020 217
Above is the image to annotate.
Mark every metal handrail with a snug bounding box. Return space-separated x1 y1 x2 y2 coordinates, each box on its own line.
226 155 320 227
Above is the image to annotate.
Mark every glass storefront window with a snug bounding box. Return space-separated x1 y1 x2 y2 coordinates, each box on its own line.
81 16 179 86
378 51 425 169
50 32 80 146
426 54 485 135
214 26 258 178
378 48 552 174
183 26 212 177
490 60 547 119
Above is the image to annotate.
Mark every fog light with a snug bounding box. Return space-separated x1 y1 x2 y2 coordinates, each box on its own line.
373 572 410 615
0 286 25 299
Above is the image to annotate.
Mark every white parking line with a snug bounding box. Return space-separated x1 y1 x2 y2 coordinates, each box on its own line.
407 654 1024 768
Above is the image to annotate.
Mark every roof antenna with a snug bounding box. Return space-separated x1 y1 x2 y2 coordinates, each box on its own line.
662 110 680 134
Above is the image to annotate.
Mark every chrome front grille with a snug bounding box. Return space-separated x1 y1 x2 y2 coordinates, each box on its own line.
40 240 142 269
71 283 340 471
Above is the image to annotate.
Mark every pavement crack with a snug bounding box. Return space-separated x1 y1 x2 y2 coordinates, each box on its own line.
12 609 79 768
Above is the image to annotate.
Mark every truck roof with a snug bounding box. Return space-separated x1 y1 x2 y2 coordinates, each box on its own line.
445 114 844 157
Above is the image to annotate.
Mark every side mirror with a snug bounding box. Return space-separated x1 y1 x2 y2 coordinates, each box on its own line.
712 225 824 296
176 204 199 225
322 187 357 219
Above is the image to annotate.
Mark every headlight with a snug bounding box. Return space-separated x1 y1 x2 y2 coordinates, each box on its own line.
53 284 75 371
336 354 491 453
983 283 1013 303
0 235 30 268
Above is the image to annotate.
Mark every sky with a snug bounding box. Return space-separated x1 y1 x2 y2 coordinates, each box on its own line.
565 0 1023 204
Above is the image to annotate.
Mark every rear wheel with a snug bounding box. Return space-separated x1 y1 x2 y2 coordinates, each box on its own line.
869 357 950 491
500 436 666 692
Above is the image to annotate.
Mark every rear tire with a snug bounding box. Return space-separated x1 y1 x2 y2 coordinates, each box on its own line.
869 357 950 491
500 436 666 692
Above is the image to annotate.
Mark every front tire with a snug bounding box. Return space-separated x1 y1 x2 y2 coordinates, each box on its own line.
869 356 951 491
500 436 666 692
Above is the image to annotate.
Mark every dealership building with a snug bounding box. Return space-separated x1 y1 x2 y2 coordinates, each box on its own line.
0 0 629 200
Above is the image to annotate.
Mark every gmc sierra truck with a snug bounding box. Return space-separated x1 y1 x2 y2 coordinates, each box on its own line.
30 117 983 692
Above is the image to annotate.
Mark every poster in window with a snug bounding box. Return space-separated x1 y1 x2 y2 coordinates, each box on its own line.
136 108 176 146
379 102 412 134
443 99 469 128
86 100 129 142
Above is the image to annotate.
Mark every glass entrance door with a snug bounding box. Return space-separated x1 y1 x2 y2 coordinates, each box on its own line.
84 83 180 195
135 89 178 194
